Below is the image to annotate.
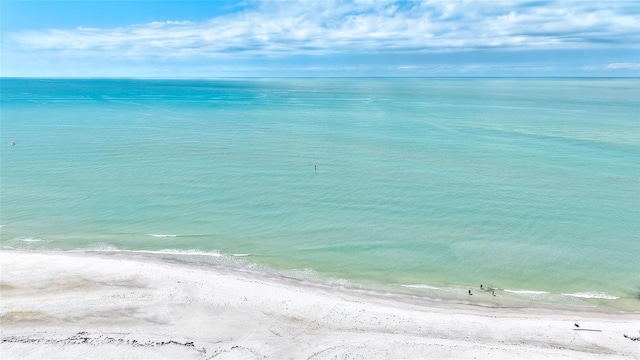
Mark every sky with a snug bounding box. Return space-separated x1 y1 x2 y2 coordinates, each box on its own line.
1 0 639 78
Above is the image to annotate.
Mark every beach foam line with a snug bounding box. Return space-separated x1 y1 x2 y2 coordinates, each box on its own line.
401 284 440 290
504 289 549 295
109 248 223 258
79 244 225 258
11 236 46 243
81 243 119 252
20 237 44 243
131 249 223 257
146 234 178 238
561 292 620 300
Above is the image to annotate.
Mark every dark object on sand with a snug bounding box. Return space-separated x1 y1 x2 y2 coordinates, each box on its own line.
624 334 639 341
574 323 579 328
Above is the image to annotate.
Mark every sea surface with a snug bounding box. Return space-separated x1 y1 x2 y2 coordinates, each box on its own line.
1 78 638 310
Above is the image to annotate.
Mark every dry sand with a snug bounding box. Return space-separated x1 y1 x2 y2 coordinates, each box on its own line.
1 250 638 359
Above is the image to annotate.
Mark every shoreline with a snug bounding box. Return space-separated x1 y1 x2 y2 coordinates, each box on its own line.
4 244 636 313
1 249 639 359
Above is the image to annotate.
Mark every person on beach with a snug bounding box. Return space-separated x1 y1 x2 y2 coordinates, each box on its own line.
624 334 639 341
468 290 472 295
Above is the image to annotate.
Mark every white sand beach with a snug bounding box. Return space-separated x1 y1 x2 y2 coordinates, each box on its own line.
1 250 638 359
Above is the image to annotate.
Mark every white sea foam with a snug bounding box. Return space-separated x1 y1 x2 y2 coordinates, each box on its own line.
561 292 619 300
19 237 43 243
232 254 250 257
81 243 119 252
401 284 440 290
504 289 549 295
83 244 223 258
282 268 352 288
146 234 178 238
131 249 222 257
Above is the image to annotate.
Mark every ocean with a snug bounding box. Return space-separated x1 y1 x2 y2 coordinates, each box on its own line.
1 78 638 310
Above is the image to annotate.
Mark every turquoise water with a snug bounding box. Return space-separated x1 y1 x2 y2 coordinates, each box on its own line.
1 78 639 309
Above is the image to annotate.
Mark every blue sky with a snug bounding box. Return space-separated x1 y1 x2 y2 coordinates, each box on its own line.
1 0 639 77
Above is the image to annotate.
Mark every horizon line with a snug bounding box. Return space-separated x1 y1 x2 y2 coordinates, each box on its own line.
2 76 639 80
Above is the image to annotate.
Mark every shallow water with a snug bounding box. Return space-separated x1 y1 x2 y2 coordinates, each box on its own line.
1 78 638 310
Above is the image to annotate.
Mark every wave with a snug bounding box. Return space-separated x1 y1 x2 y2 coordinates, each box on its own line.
80 244 251 258
86 247 222 258
504 289 549 295
81 243 119 252
130 249 223 257
146 234 178 238
281 268 352 288
561 292 619 300
401 284 440 290
10 237 45 243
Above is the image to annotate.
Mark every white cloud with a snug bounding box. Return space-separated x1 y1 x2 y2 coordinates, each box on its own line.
605 63 640 70
4 0 639 61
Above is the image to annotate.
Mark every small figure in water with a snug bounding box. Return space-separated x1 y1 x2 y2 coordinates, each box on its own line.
468 290 472 295
314 164 317 173
480 284 483 290
492 290 496 296
10 141 15 146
